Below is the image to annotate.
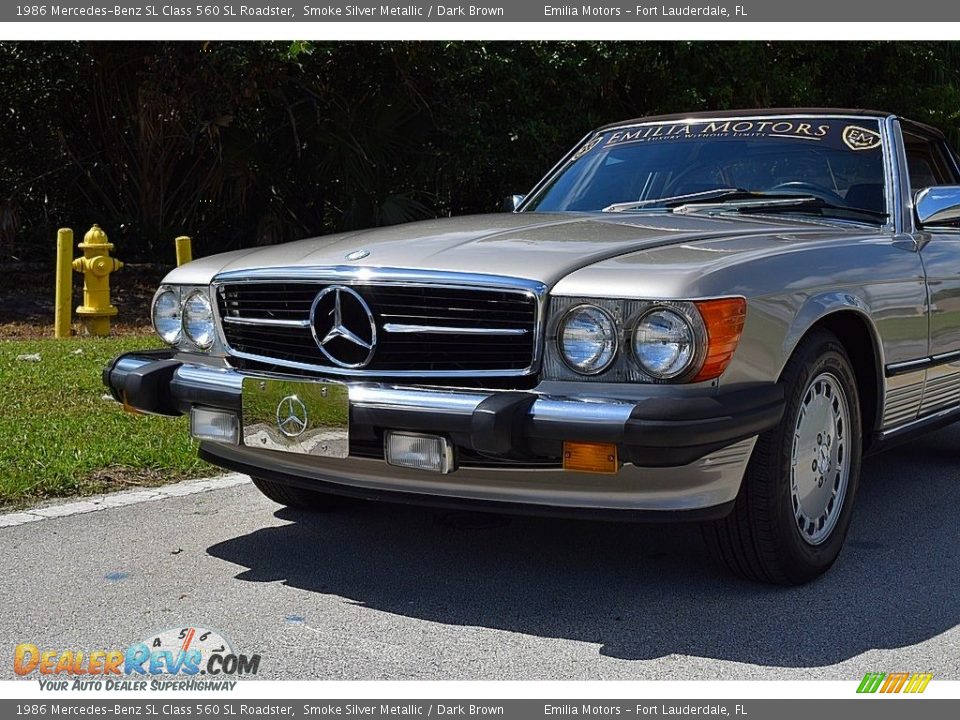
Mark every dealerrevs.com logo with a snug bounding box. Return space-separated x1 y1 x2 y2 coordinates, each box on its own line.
14 626 260 691
857 672 933 694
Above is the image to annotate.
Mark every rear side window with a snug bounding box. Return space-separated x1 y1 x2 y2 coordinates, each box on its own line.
903 129 960 192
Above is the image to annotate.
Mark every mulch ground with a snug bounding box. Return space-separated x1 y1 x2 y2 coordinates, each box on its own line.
0 262 167 339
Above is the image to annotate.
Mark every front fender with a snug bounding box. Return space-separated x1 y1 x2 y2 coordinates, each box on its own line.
782 292 882 374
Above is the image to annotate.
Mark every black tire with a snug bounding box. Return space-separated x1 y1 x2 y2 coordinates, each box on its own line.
250 476 353 512
703 329 863 585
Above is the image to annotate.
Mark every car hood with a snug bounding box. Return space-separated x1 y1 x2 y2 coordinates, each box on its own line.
166 212 871 288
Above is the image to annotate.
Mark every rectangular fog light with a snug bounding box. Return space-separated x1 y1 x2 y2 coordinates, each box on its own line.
385 432 456 474
190 407 240 445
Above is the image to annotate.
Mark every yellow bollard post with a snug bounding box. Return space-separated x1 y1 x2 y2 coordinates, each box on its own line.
54 228 74 338
175 236 193 266
71 224 123 336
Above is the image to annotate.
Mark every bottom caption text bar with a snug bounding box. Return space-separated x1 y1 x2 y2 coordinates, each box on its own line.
4 701 959 719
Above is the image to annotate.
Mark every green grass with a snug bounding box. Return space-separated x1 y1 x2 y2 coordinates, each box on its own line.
0 336 211 507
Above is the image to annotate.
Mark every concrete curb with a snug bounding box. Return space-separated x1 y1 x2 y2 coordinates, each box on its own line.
0 473 251 528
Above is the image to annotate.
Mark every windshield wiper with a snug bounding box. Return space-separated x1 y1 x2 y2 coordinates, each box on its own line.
603 189 888 224
675 195 888 224
602 187 751 212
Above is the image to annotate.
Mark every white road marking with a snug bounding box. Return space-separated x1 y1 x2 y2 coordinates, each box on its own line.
0 473 251 528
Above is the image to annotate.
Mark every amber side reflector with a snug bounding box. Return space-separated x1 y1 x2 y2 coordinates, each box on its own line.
563 441 619 474
692 297 747 382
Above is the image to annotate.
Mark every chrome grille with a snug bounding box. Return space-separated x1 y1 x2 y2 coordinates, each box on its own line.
215 280 540 376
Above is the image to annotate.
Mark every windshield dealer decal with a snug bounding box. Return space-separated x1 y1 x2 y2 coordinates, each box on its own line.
604 120 832 147
572 134 603 160
842 125 882 151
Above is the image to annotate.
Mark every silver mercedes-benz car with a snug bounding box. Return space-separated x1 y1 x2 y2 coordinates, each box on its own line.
105 108 960 585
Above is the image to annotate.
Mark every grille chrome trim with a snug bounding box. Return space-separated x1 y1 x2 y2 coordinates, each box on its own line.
382 323 529 336
212 267 547 378
222 316 312 328
214 265 547 291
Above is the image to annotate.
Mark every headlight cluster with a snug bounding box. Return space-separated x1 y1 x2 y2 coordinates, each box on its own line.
632 308 695 379
558 305 618 375
183 292 215 348
152 289 183 345
152 286 217 351
552 297 745 383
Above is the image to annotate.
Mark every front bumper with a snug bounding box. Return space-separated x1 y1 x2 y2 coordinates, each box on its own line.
103 350 784 514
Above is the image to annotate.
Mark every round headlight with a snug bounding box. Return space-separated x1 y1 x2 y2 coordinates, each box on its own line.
633 308 695 379
182 291 215 349
152 288 182 345
558 305 618 374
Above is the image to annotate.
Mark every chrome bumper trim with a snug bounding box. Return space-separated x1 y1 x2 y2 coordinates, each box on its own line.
174 360 636 425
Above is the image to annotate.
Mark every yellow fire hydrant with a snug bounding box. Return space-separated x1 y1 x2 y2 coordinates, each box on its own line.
70 224 123 336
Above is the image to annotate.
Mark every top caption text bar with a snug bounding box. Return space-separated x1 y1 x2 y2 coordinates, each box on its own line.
5 1 960 22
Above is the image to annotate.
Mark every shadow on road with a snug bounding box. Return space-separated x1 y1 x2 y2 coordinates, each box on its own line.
207 425 960 667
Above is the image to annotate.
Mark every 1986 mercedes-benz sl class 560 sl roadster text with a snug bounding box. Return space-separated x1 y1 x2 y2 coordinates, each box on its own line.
105 109 960 584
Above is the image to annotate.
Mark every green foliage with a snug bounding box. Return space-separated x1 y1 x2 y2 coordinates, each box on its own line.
0 337 209 506
3 41 960 261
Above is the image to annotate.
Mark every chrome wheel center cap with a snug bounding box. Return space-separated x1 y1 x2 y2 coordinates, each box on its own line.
816 445 831 482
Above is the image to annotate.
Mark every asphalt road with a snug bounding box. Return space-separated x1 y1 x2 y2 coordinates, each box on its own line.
2 425 960 681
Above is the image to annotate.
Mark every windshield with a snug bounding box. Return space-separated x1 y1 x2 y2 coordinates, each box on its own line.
525 116 887 220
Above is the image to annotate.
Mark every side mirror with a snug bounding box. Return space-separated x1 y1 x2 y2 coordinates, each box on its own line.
916 186 960 226
502 194 525 212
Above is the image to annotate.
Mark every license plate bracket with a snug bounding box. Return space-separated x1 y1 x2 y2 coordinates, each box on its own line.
241 377 349 458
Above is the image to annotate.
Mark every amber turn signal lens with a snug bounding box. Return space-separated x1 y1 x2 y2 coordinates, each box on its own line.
121 391 144 416
692 297 747 382
563 441 619 474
